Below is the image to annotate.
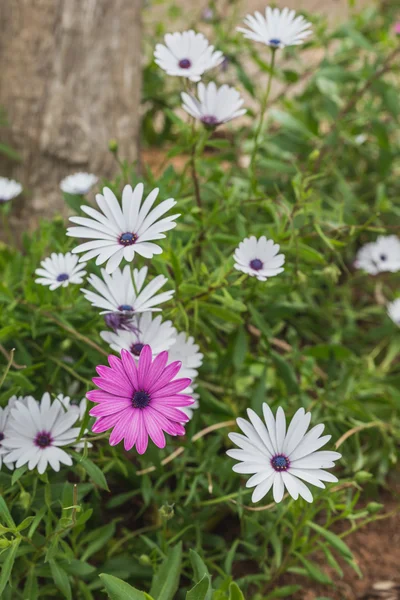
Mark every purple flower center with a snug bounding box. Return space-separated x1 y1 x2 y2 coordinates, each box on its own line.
178 58 192 69
0 432 4 443
35 431 53 448
56 273 69 282
271 455 290 472
130 343 144 356
118 305 134 312
379 254 387 261
119 232 137 246
269 38 281 47
132 390 151 409
250 258 263 271
201 115 219 127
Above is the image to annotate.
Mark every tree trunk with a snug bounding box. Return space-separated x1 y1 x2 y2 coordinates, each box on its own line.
0 0 142 224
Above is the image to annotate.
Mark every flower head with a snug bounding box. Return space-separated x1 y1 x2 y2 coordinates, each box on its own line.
60 172 98 195
3 394 80 474
101 312 176 358
181 82 246 128
67 184 179 274
168 332 203 422
237 7 312 49
387 298 400 326
0 177 22 203
82 265 174 316
87 346 194 454
227 404 341 503
233 236 285 281
394 22 400 35
154 30 224 82
0 404 17 470
35 252 87 290
354 235 400 275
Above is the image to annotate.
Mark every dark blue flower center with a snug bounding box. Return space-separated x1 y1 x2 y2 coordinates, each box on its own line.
118 304 134 312
130 343 144 356
0 432 4 443
269 38 281 47
271 455 290 471
132 390 151 409
201 115 219 127
56 273 69 282
250 258 263 271
119 232 137 246
35 431 52 448
380 254 387 261
179 58 192 69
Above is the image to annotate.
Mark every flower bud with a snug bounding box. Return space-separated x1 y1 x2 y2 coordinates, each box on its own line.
159 503 174 521
355 470 373 484
139 554 152 566
108 139 119 153
366 502 384 514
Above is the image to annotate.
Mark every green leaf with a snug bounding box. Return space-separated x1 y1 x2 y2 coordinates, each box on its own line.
233 327 248 369
187 574 211 600
149 542 182 600
49 560 72 600
0 538 21 595
0 496 15 529
308 522 353 560
202 304 243 324
75 455 109 491
270 351 299 395
296 555 332 585
99 574 152 600
189 550 212 600
265 586 302 598
229 582 245 600
81 522 116 561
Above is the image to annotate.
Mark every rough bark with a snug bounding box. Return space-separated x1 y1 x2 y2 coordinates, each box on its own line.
0 0 141 223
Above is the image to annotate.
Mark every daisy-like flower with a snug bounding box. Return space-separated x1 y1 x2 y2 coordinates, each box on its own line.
168 332 203 421
101 312 176 358
67 184 179 274
87 346 194 454
227 404 341 503
354 236 400 275
0 177 23 203
60 172 98 195
3 394 80 474
35 252 87 290
179 384 200 421
181 82 246 128
387 298 400 326
233 236 285 281
0 404 17 470
82 265 174 320
237 7 312 49
154 30 224 82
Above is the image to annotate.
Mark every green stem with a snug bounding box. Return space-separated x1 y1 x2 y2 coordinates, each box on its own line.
249 48 276 193
0 348 15 389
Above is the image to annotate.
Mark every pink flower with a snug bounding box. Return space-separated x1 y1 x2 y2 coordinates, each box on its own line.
87 346 194 454
395 22 400 35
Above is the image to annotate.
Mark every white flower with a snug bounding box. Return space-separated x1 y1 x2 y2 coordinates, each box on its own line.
82 265 174 316
60 172 98 195
0 177 23 203
237 7 312 49
387 298 400 326
35 252 87 290
181 82 246 127
3 393 80 474
168 331 204 380
67 184 179 274
227 405 341 503
354 236 400 275
179 384 200 421
154 30 224 82
101 312 176 357
233 236 285 281
0 404 16 470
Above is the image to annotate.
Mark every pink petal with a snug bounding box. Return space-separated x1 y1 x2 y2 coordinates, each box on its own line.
89 399 131 417
109 412 132 446
152 395 194 407
92 376 133 397
148 351 169 382
143 410 166 448
137 345 152 389
147 361 183 393
123 410 140 451
152 404 190 423
121 349 139 390
91 410 130 433
86 389 131 404
152 378 192 397
135 411 149 454
146 407 185 436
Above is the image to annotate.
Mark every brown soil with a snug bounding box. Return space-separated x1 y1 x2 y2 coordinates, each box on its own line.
277 493 400 600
